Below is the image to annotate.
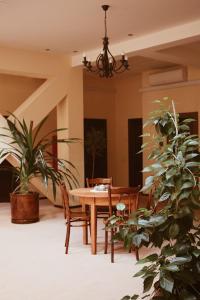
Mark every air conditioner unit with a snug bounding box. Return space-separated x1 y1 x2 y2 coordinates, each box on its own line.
149 68 187 86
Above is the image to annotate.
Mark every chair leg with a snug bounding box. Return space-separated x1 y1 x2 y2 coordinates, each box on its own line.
85 221 88 245
104 229 108 254
111 228 114 263
135 247 139 261
89 221 91 237
65 222 71 254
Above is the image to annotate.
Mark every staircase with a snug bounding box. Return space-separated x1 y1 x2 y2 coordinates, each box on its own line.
0 50 84 206
0 61 71 205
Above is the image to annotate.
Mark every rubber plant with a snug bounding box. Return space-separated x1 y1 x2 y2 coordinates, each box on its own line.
110 98 200 299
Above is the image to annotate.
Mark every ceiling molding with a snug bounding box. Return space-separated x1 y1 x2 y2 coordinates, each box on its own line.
72 19 200 67
140 79 200 93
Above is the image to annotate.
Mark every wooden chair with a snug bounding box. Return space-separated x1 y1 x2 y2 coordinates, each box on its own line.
105 186 140 263
86 177 113 218
60 183 90 254
86 177 113 188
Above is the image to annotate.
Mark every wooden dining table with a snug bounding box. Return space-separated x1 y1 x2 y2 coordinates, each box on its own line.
69 187 138 255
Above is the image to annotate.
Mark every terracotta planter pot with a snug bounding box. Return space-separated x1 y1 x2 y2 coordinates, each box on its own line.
10 192 39 224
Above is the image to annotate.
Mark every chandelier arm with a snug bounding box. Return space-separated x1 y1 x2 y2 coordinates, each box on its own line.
114 66 129 74
107 48 129 75
114 62 129 72
107 48 116 65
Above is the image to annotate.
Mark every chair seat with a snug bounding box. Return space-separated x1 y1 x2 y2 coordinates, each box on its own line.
97 206 116 218
70 211 90 222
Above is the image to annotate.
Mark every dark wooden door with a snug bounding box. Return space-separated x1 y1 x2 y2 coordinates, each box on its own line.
179 112 198 134
128 118 143 187
84 119 107 183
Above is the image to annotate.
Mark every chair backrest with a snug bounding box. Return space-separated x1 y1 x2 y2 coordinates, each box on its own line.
60 183 71 220
108 186 140 216
86 177 113 188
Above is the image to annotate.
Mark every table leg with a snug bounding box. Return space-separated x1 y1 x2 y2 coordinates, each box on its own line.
82 203 87 245
90 203 97 255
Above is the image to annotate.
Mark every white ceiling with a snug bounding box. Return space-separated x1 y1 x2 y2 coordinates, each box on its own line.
0 0 200 54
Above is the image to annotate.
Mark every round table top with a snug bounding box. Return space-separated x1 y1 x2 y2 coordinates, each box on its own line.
69 187 109 198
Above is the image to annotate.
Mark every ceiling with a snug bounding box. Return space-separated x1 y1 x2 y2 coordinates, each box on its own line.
0 0 200 54
0 0 200 78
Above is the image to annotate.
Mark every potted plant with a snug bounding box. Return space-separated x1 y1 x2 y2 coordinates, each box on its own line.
109 98 200 299
0 114 78 224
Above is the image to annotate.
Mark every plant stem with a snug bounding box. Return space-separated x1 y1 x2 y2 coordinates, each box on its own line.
172 100 178 137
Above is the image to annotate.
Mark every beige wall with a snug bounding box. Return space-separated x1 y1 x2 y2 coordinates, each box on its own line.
58 66 84 190
0 74 44 115
84 75 116 181
84 73 143 185
113 74 142 185
0 72 56 149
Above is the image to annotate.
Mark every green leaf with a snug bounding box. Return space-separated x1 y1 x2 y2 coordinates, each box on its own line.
181 181 193 190
151 163 162 169
131 296 139 300
187 140 199 146
177 151 184 162
133 232 149 247
162 264 179 272
185 162 200 168
145 176 154 185
159 192 170 202
121 296 131 300
161 244 174 256
160 274 174 293
137 254 158 264
142 166 153 173
141 142 149 149
143 276 154 293
178 190 191 201
148 215 167 226
185 153 199 160
154 168 166 177
140 133 150 137
179 124 190 131
170 256 192 265
169 223 179 238
182 118 196 124
134 266 148 277
166 168 177 180
165 181 174 188
140 183 153 192
192 249 200 258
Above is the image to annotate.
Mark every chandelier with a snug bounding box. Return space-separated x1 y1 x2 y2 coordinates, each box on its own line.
82 5 129 78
